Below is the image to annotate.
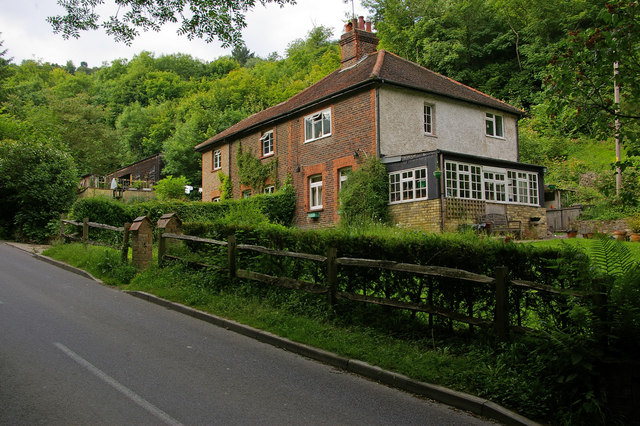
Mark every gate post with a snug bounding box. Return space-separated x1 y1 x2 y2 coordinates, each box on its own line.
129 216 153 270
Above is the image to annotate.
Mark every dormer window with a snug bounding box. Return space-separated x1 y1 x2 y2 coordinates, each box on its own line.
261 130 274 156
305 109 331 143
485 113 504 138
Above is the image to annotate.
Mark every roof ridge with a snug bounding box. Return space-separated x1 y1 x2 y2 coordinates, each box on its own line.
371 49 385 77
382 50 522 113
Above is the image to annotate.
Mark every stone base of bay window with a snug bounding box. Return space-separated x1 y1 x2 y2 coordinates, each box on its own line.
388 199 548 239
388 199 443 233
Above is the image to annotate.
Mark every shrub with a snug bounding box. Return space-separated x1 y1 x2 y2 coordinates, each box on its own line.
0 139 77 242
338 156 389 226
154 175 188 201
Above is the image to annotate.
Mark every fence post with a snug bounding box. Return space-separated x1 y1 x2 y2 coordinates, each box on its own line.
82 218 89 246
494 266 509 339
59 213 66 239
326 247 337 308
227 234 236 278
158 229 166 267
121 222 130 264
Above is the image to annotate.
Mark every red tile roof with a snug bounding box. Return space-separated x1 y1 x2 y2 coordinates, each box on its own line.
195 50 523 152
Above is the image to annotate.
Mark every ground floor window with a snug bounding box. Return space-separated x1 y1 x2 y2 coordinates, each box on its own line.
445 160 539 206
389 167 428 203
309 174 323 210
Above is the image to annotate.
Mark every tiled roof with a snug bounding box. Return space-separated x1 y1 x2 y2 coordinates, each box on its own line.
195 50 523 152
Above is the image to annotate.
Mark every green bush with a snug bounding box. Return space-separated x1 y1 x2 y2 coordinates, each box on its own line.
0 139 77 242
154 175 188 201
338 156 389 226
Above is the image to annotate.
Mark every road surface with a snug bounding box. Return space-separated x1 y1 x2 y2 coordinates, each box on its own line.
0 243 494 425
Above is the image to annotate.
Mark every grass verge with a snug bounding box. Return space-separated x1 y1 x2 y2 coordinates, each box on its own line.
43 242 607 424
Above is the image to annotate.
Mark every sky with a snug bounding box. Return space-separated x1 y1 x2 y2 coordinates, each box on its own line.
0 0 369 67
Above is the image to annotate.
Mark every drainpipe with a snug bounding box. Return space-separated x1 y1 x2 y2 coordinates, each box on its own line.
439 152 445 232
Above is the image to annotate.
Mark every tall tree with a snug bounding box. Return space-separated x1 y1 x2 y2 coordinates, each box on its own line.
47 0 296 47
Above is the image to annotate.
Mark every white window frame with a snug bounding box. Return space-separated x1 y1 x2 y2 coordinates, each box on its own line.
242 189 251 199
309 174 323 210
263 185 275 194
339 167 352 191
213 149 221 170
388 167 428 204
485 113 504 138
423 104 435 135
304 108 331 143
212 197 221 202
446 161 539 206
261 130 274 157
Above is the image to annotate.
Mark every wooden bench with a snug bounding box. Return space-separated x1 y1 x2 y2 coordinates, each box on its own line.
478 213 522 238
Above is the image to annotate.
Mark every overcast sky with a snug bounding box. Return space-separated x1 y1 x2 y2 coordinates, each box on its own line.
0 0 369 67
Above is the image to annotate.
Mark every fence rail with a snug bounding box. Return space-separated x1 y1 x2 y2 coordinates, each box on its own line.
60 217 130 262
159 230 596 338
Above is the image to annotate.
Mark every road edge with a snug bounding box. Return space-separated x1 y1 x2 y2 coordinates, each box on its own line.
125 290 539 426
7 242 537 426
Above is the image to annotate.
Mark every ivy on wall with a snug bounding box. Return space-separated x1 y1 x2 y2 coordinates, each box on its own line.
236 144 278 194
217 171 233 200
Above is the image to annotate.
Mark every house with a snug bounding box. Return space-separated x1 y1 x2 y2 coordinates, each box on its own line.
195 17 547 237
106 153 164 189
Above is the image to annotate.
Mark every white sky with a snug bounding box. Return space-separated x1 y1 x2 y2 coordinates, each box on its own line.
0 0 369 67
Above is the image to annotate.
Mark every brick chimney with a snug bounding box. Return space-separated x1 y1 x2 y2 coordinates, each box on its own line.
339 16 378 69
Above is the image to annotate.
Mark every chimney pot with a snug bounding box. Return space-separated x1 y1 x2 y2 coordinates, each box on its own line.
365 21 372 32
358 16 365 29
345 22 353 32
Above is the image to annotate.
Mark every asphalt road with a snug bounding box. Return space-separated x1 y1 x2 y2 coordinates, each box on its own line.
0 243 495 425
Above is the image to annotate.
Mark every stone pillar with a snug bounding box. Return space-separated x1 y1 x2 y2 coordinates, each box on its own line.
130 216 153 270
157 213 183 265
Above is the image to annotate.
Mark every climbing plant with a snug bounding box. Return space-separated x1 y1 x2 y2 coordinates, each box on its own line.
217 171 233 200
236 144 278 194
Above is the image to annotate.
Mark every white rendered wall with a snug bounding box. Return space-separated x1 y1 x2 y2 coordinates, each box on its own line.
378 86 519 162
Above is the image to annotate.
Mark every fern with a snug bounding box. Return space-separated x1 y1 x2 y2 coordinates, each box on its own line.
589 235 636 278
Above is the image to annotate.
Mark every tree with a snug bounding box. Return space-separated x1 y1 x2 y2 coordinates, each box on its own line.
47 0 296 47
154 175 188 200
546 1 640 155
0 139 77 242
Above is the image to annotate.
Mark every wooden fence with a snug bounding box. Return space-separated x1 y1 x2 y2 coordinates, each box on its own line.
60 217 130 263
159 231 597 338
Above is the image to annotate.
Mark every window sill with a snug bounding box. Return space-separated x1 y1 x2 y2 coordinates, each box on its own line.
212 167 222 172
260 152 275 159
485 135 505 140
388 197 430 205
423 133 437 138
304 134 331 144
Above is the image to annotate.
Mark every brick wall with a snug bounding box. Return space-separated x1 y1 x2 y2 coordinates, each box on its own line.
388 199 443 233
201 88 378 228
505 205 548 239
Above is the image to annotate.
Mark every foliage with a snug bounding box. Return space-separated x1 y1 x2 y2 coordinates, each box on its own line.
338 156 390 226
0 139 77 242
154 175 188 201
627 213 640 233
546 1 640 155
47 0 296 47
70 196 132 226
217 171 233 200
236 144 278 194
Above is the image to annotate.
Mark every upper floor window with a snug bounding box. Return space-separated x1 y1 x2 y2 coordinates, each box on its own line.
309 174 323 210
213 149 221 170
305 109 331 143
261 130 274 157
389 168 428 203
423 104 434 135
485 113 504 138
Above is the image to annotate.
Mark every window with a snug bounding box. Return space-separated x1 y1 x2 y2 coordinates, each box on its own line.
263 185 275 194
309 174 323 210
213 149 221 170
242 189 251 198
446 161 539 205
485 113 504 138
508 171 539 205
423 104 434 135
261 130 274 156
339 167 352 191
389 168 428 203
212 197 221 202
305 109 331 142
483 169 506 202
